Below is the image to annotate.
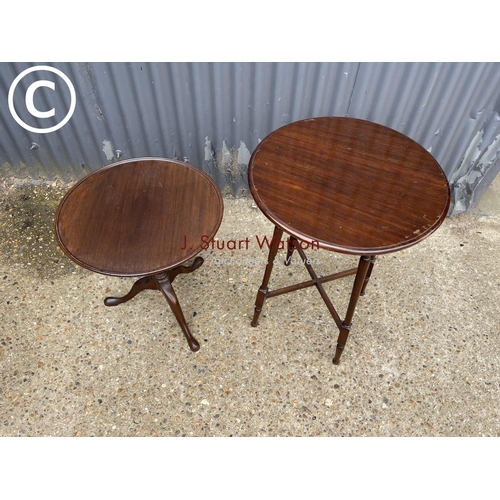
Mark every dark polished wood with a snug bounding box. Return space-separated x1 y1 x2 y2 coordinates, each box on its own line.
251 226 283 328
360 256 377 297
249 117 450 364
56 157 223 276
104 257 204 307
55 158 223 351
154 270 201 352
333 255 372 364
249 117 450 255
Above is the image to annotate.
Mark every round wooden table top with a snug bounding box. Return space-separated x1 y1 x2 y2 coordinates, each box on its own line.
55 157 223 277
248 117 450 255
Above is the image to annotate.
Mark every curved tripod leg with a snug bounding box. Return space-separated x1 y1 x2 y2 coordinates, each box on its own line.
104 276 158 306
168 256 204 282
154 272 200 352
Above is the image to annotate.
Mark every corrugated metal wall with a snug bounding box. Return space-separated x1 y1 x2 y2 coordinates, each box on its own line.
1 62 500 214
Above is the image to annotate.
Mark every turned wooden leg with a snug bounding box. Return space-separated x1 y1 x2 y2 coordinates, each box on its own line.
154 272 200 352
333 255 371 365
251 225 283 327
284 236 298 266
360 255 377 296
104 276 158 306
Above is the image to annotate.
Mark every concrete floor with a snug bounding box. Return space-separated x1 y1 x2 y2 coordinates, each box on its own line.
1 175 499 437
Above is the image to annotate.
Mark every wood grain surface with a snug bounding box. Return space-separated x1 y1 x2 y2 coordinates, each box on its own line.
55 157 223 276
248 117 450 255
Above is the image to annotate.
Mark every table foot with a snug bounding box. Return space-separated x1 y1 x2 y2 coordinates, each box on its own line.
333 323 350 364
104 276 158 306
332 256 371 364
251 226 283 327
251 228 375 364
251 287 268 327
155 272 200 352
104 258 204 351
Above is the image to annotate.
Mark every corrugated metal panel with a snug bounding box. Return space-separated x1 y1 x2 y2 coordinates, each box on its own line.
1 62 499 214
347 62 500 213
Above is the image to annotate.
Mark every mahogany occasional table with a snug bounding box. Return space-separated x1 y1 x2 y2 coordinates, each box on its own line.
55 157 223 352
248 117 450 364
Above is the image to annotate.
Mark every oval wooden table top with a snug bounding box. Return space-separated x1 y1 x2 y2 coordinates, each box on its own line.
248 117 450 255
55 157 223 277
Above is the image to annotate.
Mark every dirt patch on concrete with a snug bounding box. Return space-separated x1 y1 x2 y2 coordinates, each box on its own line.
0 180 81 280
